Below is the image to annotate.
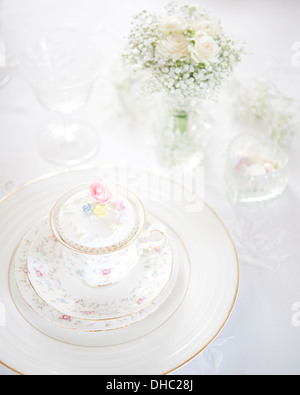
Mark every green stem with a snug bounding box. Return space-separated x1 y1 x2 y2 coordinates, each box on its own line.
173 111 189 135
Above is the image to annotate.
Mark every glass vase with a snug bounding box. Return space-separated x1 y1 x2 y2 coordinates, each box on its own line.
225 134 290 204
157 103 211 170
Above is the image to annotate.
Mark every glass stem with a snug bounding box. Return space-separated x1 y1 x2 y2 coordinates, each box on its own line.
63 116 70 133
62 116 75 144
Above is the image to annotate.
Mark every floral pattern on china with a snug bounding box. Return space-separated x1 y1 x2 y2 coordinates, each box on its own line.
14 218 176 330
25 218 174 321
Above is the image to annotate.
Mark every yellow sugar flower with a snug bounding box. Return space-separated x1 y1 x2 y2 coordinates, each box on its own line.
93 204 107 217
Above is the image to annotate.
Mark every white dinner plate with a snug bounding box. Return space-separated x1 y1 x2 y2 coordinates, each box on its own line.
0 166 239 375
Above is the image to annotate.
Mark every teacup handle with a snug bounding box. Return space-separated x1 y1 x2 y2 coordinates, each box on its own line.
137 224 168 255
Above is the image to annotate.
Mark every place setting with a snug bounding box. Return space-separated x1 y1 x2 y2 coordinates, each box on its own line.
4 0 299 376
0 0 247 375
14 179 177 331
1 165 238 374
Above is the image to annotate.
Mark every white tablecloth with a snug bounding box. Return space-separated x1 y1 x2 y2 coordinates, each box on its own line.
0 0 300 375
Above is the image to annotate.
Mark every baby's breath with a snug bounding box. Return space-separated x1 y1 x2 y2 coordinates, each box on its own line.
123 1 245 104
230 78 299 149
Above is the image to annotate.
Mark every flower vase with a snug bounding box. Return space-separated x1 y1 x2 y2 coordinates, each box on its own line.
158 103 211 170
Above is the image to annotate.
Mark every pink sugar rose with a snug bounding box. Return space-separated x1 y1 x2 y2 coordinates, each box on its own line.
115 200 126 212
88 178 114 204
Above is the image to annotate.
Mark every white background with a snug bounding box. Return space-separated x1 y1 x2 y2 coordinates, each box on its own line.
0 0 300 375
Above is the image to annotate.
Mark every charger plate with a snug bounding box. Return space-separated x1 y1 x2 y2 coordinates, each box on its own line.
0 166 239 375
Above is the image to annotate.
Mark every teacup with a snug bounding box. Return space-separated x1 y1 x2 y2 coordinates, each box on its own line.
50 179 168 286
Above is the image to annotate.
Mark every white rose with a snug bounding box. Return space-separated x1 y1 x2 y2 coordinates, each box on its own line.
156 33 190 61
159 15 187 35
189 34 220 64
193 19 220 38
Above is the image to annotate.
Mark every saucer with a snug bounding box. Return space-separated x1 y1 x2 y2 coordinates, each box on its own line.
14 218 178 331
27 217 174 321
1 166 238 375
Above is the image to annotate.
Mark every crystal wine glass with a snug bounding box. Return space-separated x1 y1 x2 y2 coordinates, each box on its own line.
20 29 102 166
0 40 18 88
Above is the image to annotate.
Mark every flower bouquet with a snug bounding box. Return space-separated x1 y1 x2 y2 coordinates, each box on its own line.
123 1 245 168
